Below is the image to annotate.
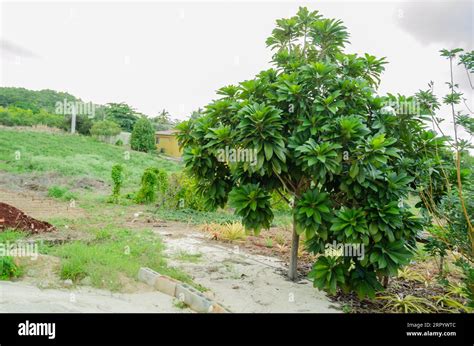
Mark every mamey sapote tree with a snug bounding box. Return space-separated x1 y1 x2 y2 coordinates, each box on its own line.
177 7 424 298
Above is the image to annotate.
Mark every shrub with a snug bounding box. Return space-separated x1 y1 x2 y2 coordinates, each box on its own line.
135 168 159 203
110 164 124 203
90 120 121 137
47 185 77 201
163 173 208 211
0 256 22 280
0 106 64 128
131 118 155 152
62 114 93 135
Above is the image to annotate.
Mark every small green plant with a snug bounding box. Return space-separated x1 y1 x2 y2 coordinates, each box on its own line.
110 164 124 203
173 298 188 309
135 168 158 203
174 251 202 263
47 185 76 201
397 267 427 284
0 256 22 280
205 222 247 242
342 304 352 313
273 232 286 246
424 236 449 277
95 229 112 241
264 237 274 248
60 258 87 283
115 139 123 146
377 294 438 313
432 294 472 313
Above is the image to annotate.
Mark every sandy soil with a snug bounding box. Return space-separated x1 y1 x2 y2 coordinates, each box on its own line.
0 176 339 313
154 223 340 313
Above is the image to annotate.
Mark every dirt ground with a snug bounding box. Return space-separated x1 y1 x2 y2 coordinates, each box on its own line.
0 176 340 313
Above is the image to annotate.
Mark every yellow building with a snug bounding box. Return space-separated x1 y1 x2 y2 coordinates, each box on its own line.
155 130 182 158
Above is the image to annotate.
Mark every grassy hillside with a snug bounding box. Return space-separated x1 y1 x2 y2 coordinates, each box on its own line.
0 129 180 185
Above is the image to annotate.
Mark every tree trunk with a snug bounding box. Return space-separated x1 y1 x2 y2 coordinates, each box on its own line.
288 213 299 281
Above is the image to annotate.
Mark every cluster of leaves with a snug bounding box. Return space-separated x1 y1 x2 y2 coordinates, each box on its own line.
0 256 22 280
0 106 64 128
110 164 124 203
178 7 427 299
104 103 139 132
90 120 122 137
131 118 156 153
135 167 169 204
229 184 274 233
163 173 209 211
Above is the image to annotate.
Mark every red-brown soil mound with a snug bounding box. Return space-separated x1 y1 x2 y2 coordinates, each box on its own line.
0 202 55 234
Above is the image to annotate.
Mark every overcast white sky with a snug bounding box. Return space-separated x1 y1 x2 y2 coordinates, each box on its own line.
0 0 472 140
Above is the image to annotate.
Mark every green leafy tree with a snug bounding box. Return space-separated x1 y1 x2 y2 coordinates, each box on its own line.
151 109 176 131
131 118 156 153
104 103 139 132
177 7 425 298
90 120 122 137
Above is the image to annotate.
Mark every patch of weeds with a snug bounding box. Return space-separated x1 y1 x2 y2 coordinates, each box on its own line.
0 229 26 243
397 267 427 284
47 185 77 201
342 304 352 313
154 208 239 225
44 226 204 292
0 256 23 280
264 237 273 248
273 232 286 246
60 258 86 282
94 229 112 241
173 298 188 309
174 251 202 263
201 222 246 242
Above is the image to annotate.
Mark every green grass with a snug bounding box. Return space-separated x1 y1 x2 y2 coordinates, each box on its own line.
47 185 77 201
154 208 240 225
0 129 180 186
174 250 202 263
39 226 204 292
0 229 27 243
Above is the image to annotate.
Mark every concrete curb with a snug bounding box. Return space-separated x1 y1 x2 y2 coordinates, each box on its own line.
138 267 230 313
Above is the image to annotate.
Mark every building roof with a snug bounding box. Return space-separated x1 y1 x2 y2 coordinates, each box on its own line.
155 130 178 135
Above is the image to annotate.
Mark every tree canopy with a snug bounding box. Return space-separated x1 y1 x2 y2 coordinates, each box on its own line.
177 7 431 298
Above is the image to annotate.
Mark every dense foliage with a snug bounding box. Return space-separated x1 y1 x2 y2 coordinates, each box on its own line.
0 87 78 113
104 103 139 132
0 106 64 128
90 120 122 137
131 118 156 152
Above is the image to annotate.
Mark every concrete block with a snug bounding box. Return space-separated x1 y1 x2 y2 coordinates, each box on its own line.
154 275 178 296
138 267 159 286
175 284 214 313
